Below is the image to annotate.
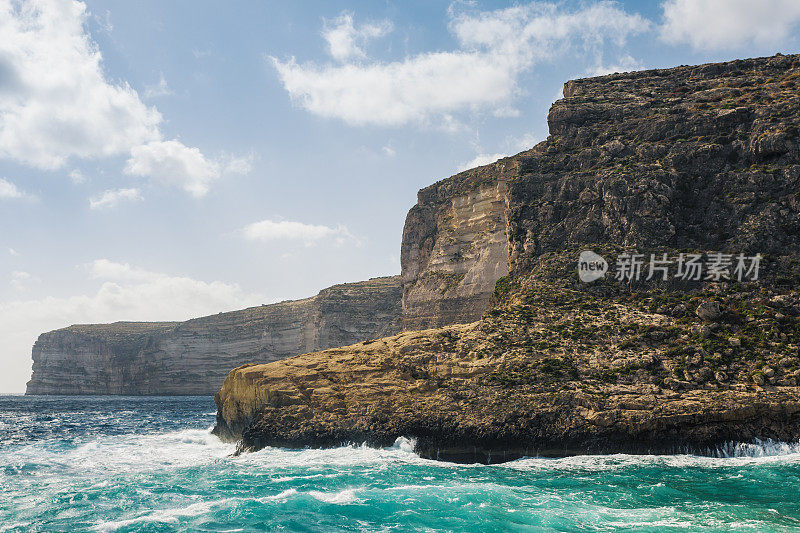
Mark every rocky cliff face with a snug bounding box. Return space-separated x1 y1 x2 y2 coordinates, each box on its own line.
214 54 800 462
26 276 402 395
400 161 514 329
507 53 800 272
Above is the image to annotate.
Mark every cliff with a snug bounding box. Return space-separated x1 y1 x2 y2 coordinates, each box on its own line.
27 140 517 397
214 54 800 462
26 276 402 395
400 161 512 330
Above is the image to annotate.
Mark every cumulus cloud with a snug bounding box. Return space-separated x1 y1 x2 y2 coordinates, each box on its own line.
0 260 263 392
271 2 649 127
123 142 253 197
0 177 26 199
241 219 359 246
0 0 245 197
125 140 221 197
660 0 800 51
89 188 143 210
0 0 161 169
322 12 392 62
87 258 159 282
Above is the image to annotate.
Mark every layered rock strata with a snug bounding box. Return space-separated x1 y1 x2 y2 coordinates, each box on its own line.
26 276 402 395
214 54 800 462
400 162 513 329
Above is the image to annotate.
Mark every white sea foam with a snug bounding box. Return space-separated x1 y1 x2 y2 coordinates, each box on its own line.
235 436 437 470
256 488 299 502
389 436 417 453
92 500 226 532
308 488 360 504
0 523 31 533
0 426 235 479
503 440 800 473
714 438 800 458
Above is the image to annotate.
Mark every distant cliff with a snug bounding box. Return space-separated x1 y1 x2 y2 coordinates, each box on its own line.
214 54 800 462
26 276 402 395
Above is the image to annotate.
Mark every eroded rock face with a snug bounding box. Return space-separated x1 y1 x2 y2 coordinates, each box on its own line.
26 276 402 395
214 54 800 462
400 161 516 329
507 54 800 270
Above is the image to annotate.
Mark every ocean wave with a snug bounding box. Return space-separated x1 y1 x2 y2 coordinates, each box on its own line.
92 500 227 532
504 439 800 473
0 427 235 478
711 438 800 458
256 488 299 502
234 435 440 470
308 488 361 504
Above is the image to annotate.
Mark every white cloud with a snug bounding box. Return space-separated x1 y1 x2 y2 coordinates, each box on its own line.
84 259 175 285
125 143 253 197
0 260 264 392
0 0 238 197
457 153 508 172
222 153 254 175
0 177 25 199
588 54 641 76
89 188 143 210
94 8 113 34
660 0 800 51
272 2 649 127
144 72 174 98
9 248 19 256
322 12 392 62
125 140 221 197
10 270 31 291
241 219 359 246
0 0 161 169
381 145 396 157
69 169 86 184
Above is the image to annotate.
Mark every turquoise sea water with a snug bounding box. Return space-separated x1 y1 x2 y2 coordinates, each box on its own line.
2 396 800 532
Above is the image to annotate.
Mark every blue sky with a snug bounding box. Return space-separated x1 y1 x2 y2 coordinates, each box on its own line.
2 0 800 392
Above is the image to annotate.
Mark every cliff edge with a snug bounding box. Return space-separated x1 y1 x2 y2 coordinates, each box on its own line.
26 276 402 395
214 54 800 461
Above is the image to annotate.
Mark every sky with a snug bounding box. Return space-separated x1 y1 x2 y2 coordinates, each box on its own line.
1 0 800 392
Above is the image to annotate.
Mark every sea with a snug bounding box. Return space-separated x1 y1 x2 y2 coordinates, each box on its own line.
2 395 800 532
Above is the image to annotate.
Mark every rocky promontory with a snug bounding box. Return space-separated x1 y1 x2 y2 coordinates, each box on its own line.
214 54 800 461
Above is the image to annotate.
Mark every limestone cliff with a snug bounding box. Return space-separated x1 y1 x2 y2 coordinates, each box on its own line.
26 276 402 395
400 160 513 329
214 54 800 462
